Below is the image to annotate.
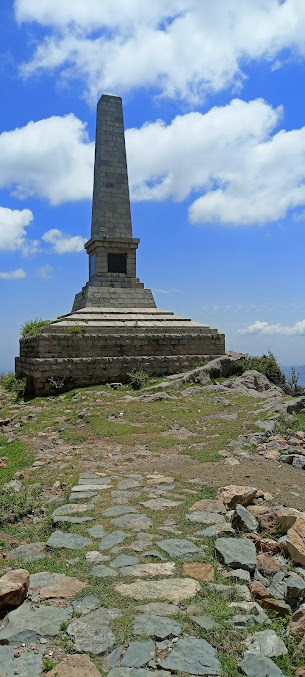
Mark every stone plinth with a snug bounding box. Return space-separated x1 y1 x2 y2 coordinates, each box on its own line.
16 308 225 396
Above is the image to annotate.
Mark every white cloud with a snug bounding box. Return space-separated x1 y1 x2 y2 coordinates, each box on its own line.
36 264 53 278
0 206 36 252
238 320 305 335
0 115 94 205
0 268 26 279
15 0 305 103
42 229 86 253
125 98 305 225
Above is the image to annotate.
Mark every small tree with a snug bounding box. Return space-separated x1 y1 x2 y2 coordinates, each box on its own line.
286 367 305 397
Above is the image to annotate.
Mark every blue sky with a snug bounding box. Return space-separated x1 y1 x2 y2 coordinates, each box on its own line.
1 0 305 372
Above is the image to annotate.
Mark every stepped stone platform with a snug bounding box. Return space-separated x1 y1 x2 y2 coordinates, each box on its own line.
16 307 224 396
15 94 224 396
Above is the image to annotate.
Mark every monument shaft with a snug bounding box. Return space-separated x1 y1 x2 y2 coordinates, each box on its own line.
72 94 156 310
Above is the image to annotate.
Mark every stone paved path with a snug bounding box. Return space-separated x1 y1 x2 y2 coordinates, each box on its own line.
1 470 303 676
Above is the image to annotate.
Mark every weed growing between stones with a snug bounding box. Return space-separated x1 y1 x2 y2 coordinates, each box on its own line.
21 319 51 338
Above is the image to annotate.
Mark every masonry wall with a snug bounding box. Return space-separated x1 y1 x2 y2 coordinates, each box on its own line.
16 329 225 396
16 353 223 397
19 331 225 359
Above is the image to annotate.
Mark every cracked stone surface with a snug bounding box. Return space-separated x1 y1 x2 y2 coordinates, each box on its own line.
132 614 181 639
47 530 92 550
158 637 221 675
67 607 121 654
0 604 72 643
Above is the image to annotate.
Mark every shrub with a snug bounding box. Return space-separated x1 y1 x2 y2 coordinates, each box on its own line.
232 351 305 396
21 318 51 338
128 369 150 390
286 366 305 397
0 489 39 525
0 372 26 400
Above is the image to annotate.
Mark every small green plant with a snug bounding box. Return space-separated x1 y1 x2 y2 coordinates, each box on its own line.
21 318 51 339
0 488 39 525
128 369 150 390
0 372 26 400
68 326 82 334
42 658 55 673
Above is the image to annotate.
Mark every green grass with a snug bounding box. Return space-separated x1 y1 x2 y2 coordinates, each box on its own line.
0 437 34 487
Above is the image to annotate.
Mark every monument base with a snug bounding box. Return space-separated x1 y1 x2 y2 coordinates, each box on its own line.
15 307 225 396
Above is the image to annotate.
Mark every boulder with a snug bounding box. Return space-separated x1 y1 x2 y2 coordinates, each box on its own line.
287 609 305 642
215 537 257 572
276 507 305 533
232 505 259 533
256 553 283 575
0 569 30 609
286 518 305 566
244 629 287 658
220 486 257 509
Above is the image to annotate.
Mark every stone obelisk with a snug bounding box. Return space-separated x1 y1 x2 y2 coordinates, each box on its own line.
72 94 156 310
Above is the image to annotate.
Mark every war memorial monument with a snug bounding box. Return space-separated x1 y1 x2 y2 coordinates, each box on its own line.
16 94 225 396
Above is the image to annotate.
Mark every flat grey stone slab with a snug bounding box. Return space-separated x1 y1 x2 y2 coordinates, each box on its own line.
141 550 165 560
240 653 287 676
72 594 101 615
91 564 118 577
53 515 94 525
115 578 200 603
52 503 88 517
108 670 169 677
47 530 92 550
119 562 175 577
156 538 202 558
78 477 112 486
7 542 46 561
0 604 72 643
99 531 129 551
132 613 181 639
117 479 142 489
110 514 152 531
159 636 221 675
244 630 288 658
135 602 180 616
190 616 220 631
186 511 227 525
0 645 44 677
112 491 141 499
111 554 139 567
68 492 97 501
67 607 121 654
128 534 155 552
196 524 234 537
87 524 106 538
141 499 182 511
121 640 155 667
103 506 139 517
86 550 110 563
215 538 257 572
71 484 112 492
